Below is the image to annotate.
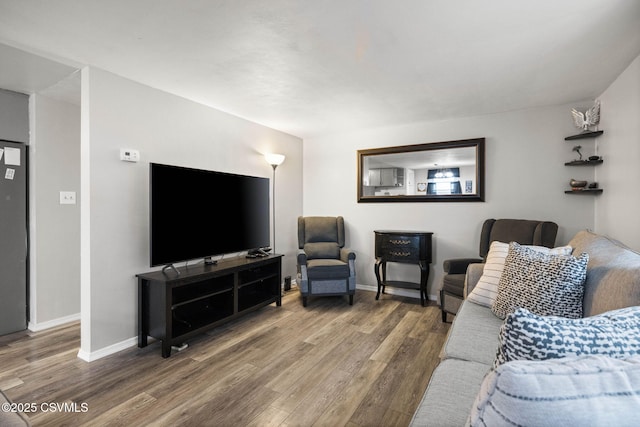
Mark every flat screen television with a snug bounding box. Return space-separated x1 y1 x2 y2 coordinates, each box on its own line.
149 163 270 267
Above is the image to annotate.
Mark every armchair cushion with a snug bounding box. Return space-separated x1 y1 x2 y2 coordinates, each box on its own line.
298 216 345 247
479 219 558 258
304 242 340 259
307 259 350 280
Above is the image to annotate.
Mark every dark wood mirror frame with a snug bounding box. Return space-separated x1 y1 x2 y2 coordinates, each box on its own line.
357 138 485 203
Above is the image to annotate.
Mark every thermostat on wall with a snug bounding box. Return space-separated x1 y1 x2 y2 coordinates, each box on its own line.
120 148 140 162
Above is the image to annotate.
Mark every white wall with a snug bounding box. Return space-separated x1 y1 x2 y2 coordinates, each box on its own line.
30 94 81 328
80 67 302 359
0 89 28 142
304 103 597 299
596 54 640 250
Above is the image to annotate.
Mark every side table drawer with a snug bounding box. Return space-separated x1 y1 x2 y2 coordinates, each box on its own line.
378 235 421 262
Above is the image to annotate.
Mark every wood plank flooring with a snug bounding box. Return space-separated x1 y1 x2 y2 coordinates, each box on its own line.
0 288 449 426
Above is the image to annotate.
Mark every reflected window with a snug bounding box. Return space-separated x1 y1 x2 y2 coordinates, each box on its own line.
427 168 461 194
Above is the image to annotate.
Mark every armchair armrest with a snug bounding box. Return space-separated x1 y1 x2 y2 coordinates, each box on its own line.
464 263 485 297
297 251 308 266
340 248 356 263
443 258 483 274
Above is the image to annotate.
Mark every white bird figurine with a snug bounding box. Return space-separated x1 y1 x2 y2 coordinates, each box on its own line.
571 100 600 132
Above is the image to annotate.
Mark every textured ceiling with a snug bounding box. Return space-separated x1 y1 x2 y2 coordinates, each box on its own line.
1 0 639 138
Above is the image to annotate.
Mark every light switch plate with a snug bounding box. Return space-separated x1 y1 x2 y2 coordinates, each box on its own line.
60 191 76 205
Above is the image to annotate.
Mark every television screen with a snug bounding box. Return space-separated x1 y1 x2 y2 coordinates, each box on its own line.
150 163 270 267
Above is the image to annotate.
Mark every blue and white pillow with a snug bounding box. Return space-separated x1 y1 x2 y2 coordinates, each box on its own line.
492 242 588 319
495 306 640 367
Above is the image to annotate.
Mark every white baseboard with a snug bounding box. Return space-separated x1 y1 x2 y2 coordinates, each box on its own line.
356 284 437 302
77 336 138 362
28 313 81 332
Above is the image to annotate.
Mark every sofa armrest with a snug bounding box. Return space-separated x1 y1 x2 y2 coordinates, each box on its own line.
443 258 483 274
464 263 485 297
297 251 308 266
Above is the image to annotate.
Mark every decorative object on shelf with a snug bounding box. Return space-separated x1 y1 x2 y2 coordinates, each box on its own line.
572 145 583 160
589 155 601 161
571 99 600 132
589 182 599 189
265 153 285 253
569 179 588 190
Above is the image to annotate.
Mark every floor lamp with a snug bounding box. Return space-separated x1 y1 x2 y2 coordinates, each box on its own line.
265 153 285 254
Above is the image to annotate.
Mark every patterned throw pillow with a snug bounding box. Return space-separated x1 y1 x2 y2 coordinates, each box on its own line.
495 306 640 367
491 242 588 319
467 241 572 307
470 355 640 427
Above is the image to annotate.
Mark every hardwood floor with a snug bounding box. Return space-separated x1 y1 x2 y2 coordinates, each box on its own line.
0 288 449 426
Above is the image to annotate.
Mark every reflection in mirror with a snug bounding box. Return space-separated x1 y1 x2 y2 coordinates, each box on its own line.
357 138 485 202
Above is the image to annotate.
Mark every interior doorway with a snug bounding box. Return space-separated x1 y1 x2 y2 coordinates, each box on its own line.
0 139 29 335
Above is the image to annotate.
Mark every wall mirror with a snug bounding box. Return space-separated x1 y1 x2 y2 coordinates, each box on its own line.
357 138 485 203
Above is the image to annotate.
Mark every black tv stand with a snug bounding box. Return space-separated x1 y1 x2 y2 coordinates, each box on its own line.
137 254 282 357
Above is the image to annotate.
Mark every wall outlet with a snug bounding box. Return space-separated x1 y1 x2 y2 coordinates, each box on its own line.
120 148 140 162
60 191 76 205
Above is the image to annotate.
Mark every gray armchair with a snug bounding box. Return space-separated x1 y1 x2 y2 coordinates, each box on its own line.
297 216 356 307
440 218 558 322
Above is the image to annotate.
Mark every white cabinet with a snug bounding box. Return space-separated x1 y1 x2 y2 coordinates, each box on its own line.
369 168 404 186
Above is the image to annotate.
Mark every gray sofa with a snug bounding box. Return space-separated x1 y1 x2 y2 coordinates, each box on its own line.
411 230 640 426
0 390 30 426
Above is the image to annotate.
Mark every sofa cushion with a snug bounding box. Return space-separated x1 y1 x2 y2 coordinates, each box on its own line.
492 242 588 319
442 300 503 366
494 306 640 367
469 355 640 427
569 230 640 316
467 241 572 308
306 259 349 279
410 358 490 427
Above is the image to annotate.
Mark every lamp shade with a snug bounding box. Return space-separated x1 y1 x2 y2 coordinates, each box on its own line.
265 153 285 166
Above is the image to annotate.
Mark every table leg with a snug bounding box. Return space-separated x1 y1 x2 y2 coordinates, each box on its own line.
374 259 383 300
138 280 148 348
419 261 430 307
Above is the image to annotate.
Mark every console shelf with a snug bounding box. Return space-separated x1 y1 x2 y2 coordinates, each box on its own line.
564 189 603 195
564 130 604 140
563 130 604 194
137 255 282 357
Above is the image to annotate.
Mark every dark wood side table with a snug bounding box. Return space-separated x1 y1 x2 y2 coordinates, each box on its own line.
374 230 433 306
